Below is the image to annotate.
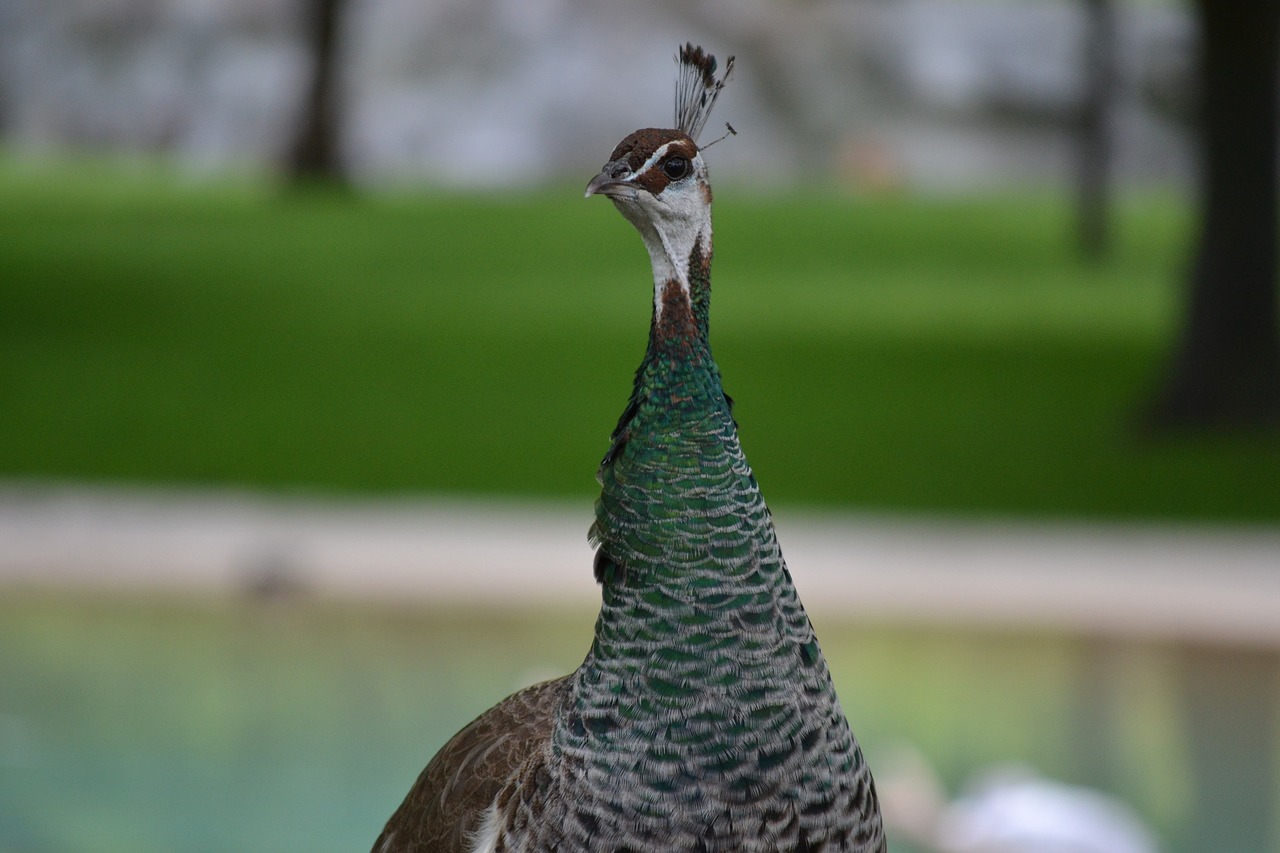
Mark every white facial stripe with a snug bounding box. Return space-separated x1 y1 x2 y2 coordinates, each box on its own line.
632 141 677 178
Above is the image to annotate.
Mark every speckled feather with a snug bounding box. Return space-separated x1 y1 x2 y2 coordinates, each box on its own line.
372 45 885 853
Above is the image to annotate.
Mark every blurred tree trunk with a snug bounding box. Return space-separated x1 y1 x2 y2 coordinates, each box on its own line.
1146 0 1280 429
287 0 346 184
1076 0 1117 260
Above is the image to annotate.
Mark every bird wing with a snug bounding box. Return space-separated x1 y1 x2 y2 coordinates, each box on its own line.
371 676 571 853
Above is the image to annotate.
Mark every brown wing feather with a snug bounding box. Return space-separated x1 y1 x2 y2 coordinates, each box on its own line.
371 676 571 853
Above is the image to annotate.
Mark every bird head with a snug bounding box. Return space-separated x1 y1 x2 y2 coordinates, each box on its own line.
584 44 734 295
584 127 710 244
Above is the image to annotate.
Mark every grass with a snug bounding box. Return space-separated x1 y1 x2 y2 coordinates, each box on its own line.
2 163 1278 521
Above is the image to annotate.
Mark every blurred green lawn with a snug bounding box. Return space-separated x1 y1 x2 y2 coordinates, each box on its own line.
3 165 1278 521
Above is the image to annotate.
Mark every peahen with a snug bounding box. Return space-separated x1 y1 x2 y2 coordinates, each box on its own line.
371 44 885 853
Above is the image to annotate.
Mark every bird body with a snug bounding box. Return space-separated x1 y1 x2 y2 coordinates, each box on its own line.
372 45 885 853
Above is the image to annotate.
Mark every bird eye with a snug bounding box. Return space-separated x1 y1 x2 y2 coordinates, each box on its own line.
662 156 689 180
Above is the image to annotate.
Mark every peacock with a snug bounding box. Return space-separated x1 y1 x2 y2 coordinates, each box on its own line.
371 44 885 853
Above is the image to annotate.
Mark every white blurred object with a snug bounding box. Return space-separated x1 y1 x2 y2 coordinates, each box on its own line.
879 746 1159 853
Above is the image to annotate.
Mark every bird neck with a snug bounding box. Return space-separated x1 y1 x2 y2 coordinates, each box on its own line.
595 220 723 486
566 210 841 792
615 194 714 346
588 214 796 615
646 230 713 366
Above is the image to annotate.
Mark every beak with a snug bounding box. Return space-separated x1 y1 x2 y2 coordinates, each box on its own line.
584 170 640 200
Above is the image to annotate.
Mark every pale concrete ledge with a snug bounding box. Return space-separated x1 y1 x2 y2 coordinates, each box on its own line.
3 482 1280 646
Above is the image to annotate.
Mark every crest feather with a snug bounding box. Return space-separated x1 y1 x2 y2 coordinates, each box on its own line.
674 43 734 143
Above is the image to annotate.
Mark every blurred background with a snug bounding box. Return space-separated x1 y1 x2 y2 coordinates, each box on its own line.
2 0 1280 850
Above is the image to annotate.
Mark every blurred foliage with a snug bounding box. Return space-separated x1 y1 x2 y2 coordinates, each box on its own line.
1 163 1277 520
0 592 1192 853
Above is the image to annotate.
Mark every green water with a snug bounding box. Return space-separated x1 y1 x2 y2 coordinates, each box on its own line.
0 592 1192 852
